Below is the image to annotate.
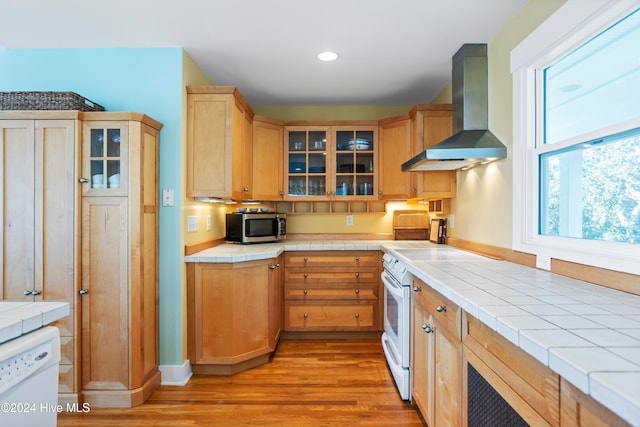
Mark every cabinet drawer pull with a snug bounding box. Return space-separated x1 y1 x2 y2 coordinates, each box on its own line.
304 273 308 278
355 256 360 261
355 272 359 278
436 305 446 313
413 286 421 292
303 256 308 261
355 289 359 295
79 177 89 183
79 289 89 295
303 289 308 295
422 323 433 334
355 313 360 319
303 313 308 319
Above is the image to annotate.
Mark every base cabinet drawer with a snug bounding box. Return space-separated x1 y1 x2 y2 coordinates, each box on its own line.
285 251 378 268
285 301 377 331
283 250 381 332
285 283 377 300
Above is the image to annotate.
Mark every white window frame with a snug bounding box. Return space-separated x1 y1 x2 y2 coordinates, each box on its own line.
511 0 640 275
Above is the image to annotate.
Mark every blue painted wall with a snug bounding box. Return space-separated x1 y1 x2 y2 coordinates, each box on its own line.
0 47 185 365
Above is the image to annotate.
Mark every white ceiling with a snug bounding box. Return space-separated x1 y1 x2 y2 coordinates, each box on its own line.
0 0 527 106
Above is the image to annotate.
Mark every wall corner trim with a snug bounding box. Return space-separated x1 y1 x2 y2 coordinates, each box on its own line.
159 360 193 386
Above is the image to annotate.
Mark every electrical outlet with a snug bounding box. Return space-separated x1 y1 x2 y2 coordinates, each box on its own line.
449 214 454 229
187 216 199 232
346 215 354 226
536 254 551 270
206 215 211 231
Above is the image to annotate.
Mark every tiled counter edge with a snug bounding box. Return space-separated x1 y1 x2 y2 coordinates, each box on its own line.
402 256 640 426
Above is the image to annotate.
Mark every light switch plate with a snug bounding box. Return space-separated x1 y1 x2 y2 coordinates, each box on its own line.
206 215 211 231
346 215 353 226
187 216 199 232
162 189 174 207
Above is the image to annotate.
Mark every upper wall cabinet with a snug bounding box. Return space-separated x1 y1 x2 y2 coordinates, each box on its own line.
379 114 414 200
410 105 456 199
284 123 378 201
186 86 254 200
252 116 284 201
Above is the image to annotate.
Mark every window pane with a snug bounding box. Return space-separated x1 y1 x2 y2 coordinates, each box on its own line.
540 128 640 243
544 9 640 144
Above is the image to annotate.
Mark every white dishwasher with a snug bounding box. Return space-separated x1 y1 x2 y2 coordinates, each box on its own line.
0 326 61 427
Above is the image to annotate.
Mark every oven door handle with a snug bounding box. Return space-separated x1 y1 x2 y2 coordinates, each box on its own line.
382 271 406 299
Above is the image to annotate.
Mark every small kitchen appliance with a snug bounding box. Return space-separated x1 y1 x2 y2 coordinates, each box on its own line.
225 212 286 244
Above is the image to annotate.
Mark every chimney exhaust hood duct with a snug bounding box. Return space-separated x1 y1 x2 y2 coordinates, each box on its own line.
402 44 506 172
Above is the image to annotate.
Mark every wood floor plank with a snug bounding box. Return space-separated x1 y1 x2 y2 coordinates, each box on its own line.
58 340 424 426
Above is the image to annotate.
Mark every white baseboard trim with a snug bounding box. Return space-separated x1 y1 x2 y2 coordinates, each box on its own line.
159 360 193 386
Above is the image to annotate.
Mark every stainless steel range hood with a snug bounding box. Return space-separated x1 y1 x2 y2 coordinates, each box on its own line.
402 44 506 172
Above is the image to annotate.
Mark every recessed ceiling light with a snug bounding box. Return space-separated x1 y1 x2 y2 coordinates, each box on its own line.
317 51 339 62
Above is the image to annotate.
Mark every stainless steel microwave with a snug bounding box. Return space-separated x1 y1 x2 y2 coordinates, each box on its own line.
225 212 286 244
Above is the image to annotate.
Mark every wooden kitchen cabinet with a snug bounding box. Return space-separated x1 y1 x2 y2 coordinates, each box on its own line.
462 311 560 427
284 123 378 201
269 254 284 350
283 251 379 332
186 86 254 200
186 256 283 374
0 117 78 304
79 114 161 408
410 105 456 199
560 378 631 427
378 114 415 200
252 115 284 201
411 277 462 427
0 114 79 400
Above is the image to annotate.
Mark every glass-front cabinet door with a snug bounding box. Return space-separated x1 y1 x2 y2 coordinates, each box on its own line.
334 127 376 198
285 127 330 200
82 121 128 196
284 125 377 200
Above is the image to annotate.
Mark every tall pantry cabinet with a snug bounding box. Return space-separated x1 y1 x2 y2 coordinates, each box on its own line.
0 111 162 408
0 114 79 398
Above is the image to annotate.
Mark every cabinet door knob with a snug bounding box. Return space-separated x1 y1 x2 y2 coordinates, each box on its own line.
436 305 446 313
31 290 41 296
303 289 308 295
355 272 359 278
303 256 308 261
243 187 249 192
355 256 360 261
79 289 89 295
303 313 308 319
355 313 360 319
276 263 280 268
355 289 359 295
303 273 308 278
279 191 284 196
413 286 421 292
23 290 33 296
79 177 89 183
269 265 276 270
422 324 432 334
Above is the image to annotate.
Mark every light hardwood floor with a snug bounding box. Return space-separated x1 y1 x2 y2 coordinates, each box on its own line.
58 339 424 426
